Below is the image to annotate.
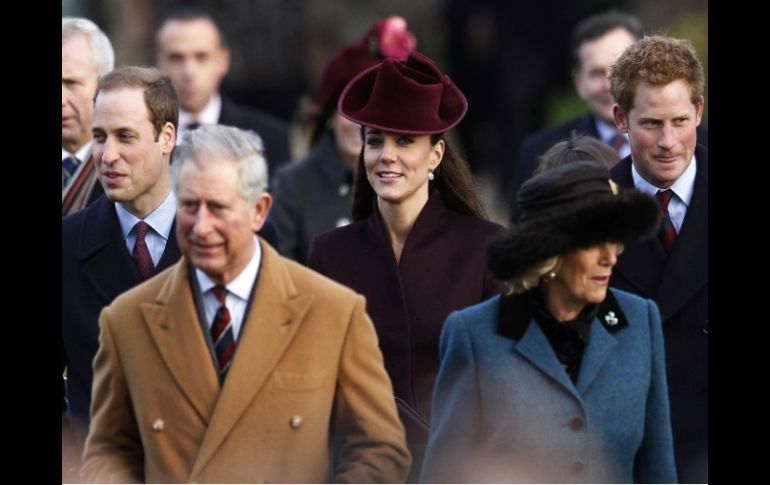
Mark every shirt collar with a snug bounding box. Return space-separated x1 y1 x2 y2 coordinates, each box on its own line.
195 234 262 301
115 190 176 241
62 141 93 163
179 93 222 128
631 152 697 207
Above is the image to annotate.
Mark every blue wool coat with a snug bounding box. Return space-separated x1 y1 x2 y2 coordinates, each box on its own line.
420 288 676 484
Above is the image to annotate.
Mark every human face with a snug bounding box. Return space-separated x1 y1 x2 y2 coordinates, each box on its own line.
92 88 176 218
156 18 230 114
614 79 703 189
175 159 272 285
62 35 99 153
573 28 636 124
363 129 443 209
330 111 363 169
544 242 621 321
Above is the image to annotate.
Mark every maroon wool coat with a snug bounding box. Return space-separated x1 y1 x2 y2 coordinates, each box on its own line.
308 192 503 444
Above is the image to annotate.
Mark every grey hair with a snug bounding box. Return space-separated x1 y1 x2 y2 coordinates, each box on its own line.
62 17 115 76
171 125 267 205
506 256 560 295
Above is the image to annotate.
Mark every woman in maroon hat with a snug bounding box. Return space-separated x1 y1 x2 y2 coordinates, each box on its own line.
269 17 416 264
307 51 503 480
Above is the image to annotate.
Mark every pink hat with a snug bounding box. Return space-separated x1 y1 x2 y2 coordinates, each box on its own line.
338 51 468 135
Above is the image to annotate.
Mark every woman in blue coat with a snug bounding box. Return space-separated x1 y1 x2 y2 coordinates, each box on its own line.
421 160 677 483
308 51 503 480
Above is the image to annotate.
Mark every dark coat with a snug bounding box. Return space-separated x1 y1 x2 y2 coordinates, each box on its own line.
610 145 708 483
62 195 279 450
61 195 182 448
269 132 353 264
218 95 291 172
510 113 709 222
421 289 677 483
307 192 503 444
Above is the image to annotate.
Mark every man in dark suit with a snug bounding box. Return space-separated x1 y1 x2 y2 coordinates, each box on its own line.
509 10 642 219
155 7 291 171
62 67 182 474
61 17 113 216
609 35 707 483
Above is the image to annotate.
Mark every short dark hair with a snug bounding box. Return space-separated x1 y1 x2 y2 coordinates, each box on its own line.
156 5 228 48
536 132 620 174
570 10 642 70
96 66 179 139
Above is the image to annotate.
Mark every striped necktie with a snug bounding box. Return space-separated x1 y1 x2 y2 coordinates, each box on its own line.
211 286 235 378
62 156 81 189
609 133 628 155
131 221 155 280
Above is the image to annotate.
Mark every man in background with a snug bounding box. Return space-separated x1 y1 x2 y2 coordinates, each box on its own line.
155 7 291 170
62 17 114 215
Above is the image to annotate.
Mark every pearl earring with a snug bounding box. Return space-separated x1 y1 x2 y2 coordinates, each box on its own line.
428 170 435 181
544 271 556 282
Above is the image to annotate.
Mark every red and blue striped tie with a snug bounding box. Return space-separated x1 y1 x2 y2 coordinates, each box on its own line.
211 286 235 378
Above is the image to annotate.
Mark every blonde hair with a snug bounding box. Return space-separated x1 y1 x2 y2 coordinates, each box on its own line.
506 256 559 295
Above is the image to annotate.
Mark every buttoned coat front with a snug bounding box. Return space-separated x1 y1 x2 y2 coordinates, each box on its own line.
81 241 410 484
421 288 677 484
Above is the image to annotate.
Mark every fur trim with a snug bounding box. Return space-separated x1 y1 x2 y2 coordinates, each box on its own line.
486 190 659 280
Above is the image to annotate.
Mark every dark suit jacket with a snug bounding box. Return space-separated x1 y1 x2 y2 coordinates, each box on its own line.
218 95 291 173
610 145 708 483
62 195 279 450
307 192 503 445
62 195 182 448
511 113 709 222
269 132 353 264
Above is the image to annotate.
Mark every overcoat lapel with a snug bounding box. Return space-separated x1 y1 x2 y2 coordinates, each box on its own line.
142 261 221 423
515 324 581 402
191 244 314 477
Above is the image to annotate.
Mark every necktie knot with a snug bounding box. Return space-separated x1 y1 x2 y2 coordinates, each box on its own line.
62 156 82 188
134 220 150 240
212 285 227 305
186 121 201 131
655 189 674 211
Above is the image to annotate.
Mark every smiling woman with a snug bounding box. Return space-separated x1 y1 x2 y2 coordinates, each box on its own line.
307 51 503 481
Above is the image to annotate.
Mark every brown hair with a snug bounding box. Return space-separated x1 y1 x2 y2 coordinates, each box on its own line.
610 35 704 114
351 132 488 221
95 66 179 139
535 132 620 174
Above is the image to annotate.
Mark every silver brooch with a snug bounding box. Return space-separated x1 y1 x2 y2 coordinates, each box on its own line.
604 311 618 326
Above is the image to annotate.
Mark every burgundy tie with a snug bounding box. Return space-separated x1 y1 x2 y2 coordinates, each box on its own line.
132 221 155 280
609 133 627 155
655 189 678 251
211 286 235 377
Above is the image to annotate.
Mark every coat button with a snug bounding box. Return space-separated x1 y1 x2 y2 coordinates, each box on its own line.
290 415 303 429
569 417 584 431
572 460 585 473
152 419 164 432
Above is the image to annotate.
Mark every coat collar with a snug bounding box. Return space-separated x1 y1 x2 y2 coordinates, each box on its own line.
141 241 315 478
496 289 627 398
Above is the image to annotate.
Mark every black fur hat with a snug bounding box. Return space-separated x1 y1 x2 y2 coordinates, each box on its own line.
486 160 660 280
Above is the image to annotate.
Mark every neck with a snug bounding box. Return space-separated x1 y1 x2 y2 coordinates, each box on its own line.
540 282 585 322
63 138 89 155
121 177 171 220
377 189 430 263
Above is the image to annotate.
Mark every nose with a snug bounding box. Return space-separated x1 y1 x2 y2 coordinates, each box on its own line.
193 206 213 237
658 123 677 151
599 242 619 267
100 137 119 165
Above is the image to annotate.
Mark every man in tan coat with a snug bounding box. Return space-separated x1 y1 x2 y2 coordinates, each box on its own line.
81 125 410 483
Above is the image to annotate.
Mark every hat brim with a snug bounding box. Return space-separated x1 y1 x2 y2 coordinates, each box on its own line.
486 189 660 280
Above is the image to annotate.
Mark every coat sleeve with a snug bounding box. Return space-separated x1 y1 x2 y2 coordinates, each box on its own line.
633 298 678 484
270 166 303 262
331 296 411 483
80 308 144 484
420 310 483 483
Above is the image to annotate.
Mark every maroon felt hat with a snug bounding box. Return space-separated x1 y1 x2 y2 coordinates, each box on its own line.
315 16 417 114
338 51 468 134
